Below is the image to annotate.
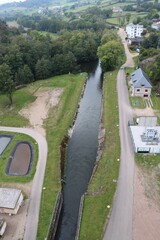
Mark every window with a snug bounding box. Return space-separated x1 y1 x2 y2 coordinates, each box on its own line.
137 89 140 92
141 84 144 87
145 89 148 92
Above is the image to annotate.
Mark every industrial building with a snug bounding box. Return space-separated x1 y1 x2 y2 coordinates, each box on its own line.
0 188 23 215
129 116 160 154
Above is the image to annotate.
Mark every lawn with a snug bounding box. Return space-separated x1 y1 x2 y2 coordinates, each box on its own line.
79 70 120 240
130 96 145 109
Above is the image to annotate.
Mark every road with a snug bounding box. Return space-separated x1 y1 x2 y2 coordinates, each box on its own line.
0 126 48 240
103 28 135 240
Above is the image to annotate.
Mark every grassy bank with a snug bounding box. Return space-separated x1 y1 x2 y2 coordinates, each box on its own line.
37 73 86 240
79 70 120 240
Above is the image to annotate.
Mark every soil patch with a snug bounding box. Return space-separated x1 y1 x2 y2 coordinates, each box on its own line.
19 88 63 137
133 165 160 240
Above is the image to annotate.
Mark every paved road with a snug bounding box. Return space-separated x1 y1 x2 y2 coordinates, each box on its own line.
103 28 135 240
0 126 48 240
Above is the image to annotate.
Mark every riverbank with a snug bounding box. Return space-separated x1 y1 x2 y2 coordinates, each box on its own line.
79 70 120 240
36 73 87 240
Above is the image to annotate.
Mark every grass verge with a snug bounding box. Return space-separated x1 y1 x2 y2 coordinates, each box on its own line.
129 96 145 109
37 73 87 240
79 70 120 240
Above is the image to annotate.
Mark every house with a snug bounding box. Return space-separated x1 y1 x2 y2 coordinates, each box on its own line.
0 219 7 236
112 7 123 13
0 188 23 215
130 68 152 98
126 23 144 38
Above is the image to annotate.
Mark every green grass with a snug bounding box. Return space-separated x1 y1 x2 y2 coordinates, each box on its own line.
79 70 120 240
36 73 87 240
0 132 38 184
135 153 160 169
151 92 160 110
0 89 36 127
130 96 145 109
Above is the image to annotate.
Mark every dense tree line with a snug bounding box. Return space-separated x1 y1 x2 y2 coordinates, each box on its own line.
17 7 112 32
0 18 101 103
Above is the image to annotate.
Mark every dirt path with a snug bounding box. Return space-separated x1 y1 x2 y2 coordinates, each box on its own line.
133 166 160 240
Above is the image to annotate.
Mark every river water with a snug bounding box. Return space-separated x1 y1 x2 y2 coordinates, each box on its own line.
55 60 103 240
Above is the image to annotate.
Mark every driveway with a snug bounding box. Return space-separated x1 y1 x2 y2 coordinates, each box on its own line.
103 28 135 240
0 126 48 240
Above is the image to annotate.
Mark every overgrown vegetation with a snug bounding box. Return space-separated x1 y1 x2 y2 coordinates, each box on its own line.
79 70 120 240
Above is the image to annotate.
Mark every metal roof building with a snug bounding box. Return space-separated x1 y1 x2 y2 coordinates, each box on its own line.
130 126 160 153
0 188 23 215
130 68 152 97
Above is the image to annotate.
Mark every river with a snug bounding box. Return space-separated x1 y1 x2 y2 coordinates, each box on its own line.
55 60 103 240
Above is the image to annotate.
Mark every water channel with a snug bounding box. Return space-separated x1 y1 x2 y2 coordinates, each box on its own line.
55 60 103 240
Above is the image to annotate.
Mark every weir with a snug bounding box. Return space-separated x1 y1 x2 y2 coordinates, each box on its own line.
55 60 103 240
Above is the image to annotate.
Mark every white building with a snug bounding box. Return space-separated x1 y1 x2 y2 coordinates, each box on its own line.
129 117 160 154
0 188 23 215
126 23 144 38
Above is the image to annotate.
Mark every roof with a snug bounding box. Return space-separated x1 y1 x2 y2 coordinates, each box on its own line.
130 126 160 153
0 188 22 209
130 68 152 88
126 23 143 28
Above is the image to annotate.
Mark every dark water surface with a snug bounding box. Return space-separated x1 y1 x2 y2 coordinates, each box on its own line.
55 61 103 240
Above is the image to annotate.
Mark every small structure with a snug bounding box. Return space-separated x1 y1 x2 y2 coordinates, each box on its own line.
126 23 144 38
112 7 123 13
0 188 23 215
129 117 160 154
130 68 152 98
151 21 160 30
0 219 7 236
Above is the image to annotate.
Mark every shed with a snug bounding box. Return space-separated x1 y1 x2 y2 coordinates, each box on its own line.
0 188 23 215
130 68 152 97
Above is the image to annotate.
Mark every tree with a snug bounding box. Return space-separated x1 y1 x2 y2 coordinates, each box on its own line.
15 65 34 85
0 64 15 105
125 13 131 23
98 40 124 71
35 58 52 80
